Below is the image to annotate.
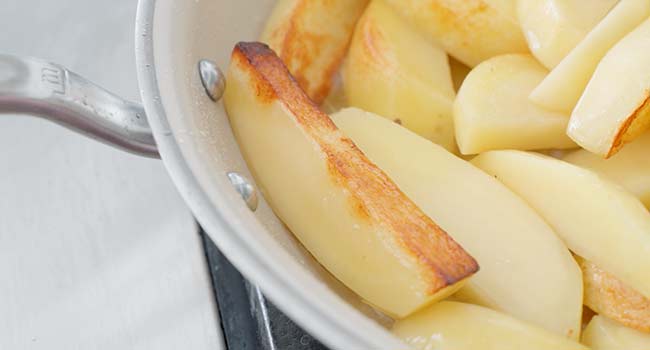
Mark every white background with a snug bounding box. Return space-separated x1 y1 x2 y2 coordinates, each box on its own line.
0 1 223 349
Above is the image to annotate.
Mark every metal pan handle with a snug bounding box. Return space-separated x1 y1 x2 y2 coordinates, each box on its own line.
0 54 158 158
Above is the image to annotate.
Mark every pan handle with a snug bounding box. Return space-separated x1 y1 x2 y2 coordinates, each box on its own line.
0 54 158 158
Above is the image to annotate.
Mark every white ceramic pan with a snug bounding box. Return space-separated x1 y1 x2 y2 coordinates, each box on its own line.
0 1 406 349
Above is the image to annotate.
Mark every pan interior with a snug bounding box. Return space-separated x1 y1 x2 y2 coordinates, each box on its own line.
142 1 403 349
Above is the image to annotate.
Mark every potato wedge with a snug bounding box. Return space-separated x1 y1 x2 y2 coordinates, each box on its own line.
568 19 650 158
382 0 528 67
392 301 587 350
583 316 650 349
530 0 650 113
517 0 616 69
333 108 582 338
260 0 368 103
563 132 650 208
454 54 575 155
344 0 456 151
223 42 478 318
472 151 650 300
321 72 347 114
576 256 650 333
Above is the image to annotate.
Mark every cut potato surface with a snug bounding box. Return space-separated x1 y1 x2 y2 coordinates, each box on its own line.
392 301 588 350
382 0 528 67
530 0 650 113
568 19 650 158
576 256 650 333
224 42 477 318
260 0 368 103
454 54 575 155
518 0 616 69
563 132 650 208
583 316 650 349
333 108 582 339
472 151 650 300
344 0 456 151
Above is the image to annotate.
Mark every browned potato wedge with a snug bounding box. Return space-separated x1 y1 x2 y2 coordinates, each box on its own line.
382 0 528 67
260 0 368 103
223 42 478 317
333 108 582 338
567 19 650 158
576 256 650 333
344 0 457 151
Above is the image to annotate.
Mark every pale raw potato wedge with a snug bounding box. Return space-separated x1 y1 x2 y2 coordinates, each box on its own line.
471 150 650 300
223 42 478 318
576 256 650 333
344 0 457 151
392 301 588 350
530 0 650 113
449 57 471 91
260 0 368 103
333 108 582 339
563 132 650 208
583 316 650 349
518 0 616 69
568 19 650 158
454 54 576 155
382 0 528 67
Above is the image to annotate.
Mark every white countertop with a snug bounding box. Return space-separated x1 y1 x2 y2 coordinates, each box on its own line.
0 1 223 349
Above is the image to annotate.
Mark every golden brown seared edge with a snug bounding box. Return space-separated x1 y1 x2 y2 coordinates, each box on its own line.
261 0 368 104
231 42 478 293
607 91 650 158
577 257 650 333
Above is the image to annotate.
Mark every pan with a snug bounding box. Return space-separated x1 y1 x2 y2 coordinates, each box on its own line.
0 1 405 349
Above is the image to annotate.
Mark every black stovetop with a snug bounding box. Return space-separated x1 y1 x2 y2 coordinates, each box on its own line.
200 228 330 350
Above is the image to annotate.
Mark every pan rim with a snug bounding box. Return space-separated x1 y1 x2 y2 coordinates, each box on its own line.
133 1 404 349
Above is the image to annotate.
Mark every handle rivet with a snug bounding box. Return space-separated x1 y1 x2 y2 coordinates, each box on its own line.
227 172 258 211
198 59 226 101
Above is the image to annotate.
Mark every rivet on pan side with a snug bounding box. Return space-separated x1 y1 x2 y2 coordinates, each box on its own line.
198 59 226 101
227 172 258 211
